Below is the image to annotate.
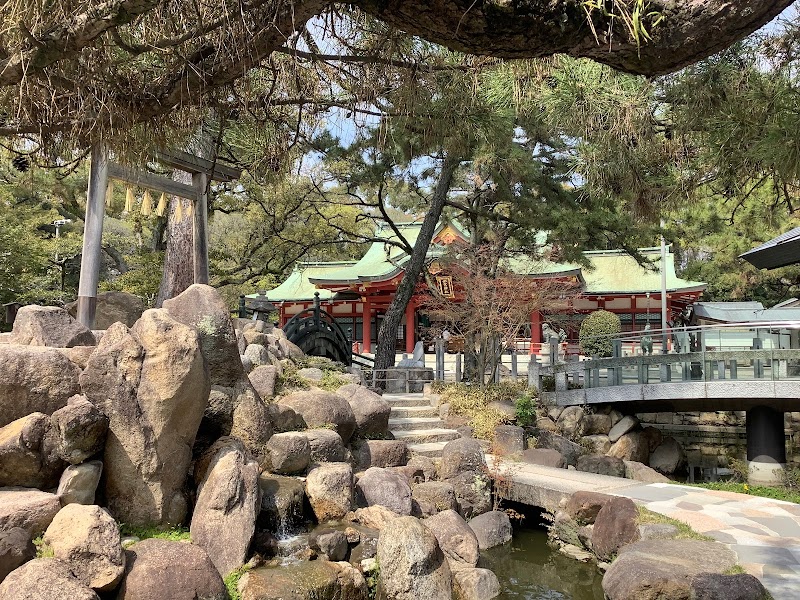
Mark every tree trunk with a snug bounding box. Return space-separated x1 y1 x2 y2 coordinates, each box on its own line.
155 179 193 307
373 155 460 382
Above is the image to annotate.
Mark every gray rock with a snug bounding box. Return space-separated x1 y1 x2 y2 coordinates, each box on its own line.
352 439 407 470
565 491 613 525
298 367 325 381
240 560 366 600
117 539 227 600
642 426 664 452
535 430 584 466
56 461 103 506
649 437 686 475
439 439 486 480
356 467 412 515
609 409 624 427
689 572 771 600
240 354 253 373
66 291 144 330
468 511 512 550
336 384 391 438
268 403 305 433
43 504 125 591
0 527 35 583
639 523 680 541
280 389 357 443
556 406 586 438
583 413 613 435
445 471 492 520
305 428 346 463
248 365 278 399
592 496 640 561
521 448 566 468
608 430 650 464
412 481 458 517
258 474 305 534
49 396 108 465
79 312 209 525
266 432 310 475
608 415 639 442
453 567 501 600
377 516 452 600
0 346 81 427
582 434 612 454
493 425 526 456
0 557 99 600
191 438 260 577
306 463 354 522
0 413 63 488
229 380 274 466
423 509 479 567
552 511 582 547
576 454 626 478
10 306 95 348
535 417 559 432
0 488 61 536
309 527 349 561
244 343 270 367
624 460 670 483
406 455 437 482
602 540 737 600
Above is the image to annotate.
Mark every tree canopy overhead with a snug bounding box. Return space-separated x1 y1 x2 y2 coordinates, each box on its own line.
0 0 792 150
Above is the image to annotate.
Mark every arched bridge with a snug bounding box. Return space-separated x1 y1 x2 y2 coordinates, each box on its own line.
283 293 352 365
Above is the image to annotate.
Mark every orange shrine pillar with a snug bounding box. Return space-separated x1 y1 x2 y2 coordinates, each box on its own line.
362 297 372 354
530 310 542 355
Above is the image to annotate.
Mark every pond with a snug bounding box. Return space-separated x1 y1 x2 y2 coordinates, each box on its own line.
481 526 604 600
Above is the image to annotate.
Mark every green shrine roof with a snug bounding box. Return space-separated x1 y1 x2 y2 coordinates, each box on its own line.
261 223 706 302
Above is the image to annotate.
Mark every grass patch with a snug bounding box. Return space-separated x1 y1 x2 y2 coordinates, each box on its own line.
224 565 252 600
680 481 800 505
119 524 191 542
439 381 534 440
294 356 347 373
636 506 714 542
724 564 747 575
275 365 310 394
32 535 53 558
316 371 353 391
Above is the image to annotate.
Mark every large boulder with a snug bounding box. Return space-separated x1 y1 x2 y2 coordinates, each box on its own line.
565 491 613 525
191 438 260 578
116 539 227 600
556 406 586 439
583 413 613 435
0 488 60 536
352 439 407 470
345 505 402 531
79 310 210 525
576 454 626 478
48 396 108 465
467 511 512 550
266 432 310 475
521 448 565 468
445 471 492 519
280 389 357 444
43 504 125 592
335 384 391 438
624 460 670 483
377 516 452 600
608 415 639 442
602 540 737 600
309 528 349 561
607 430 650 464
423 509 480 568
305 429 346 464
56 461 103 506
0 346 81 427
268 403 305 433
306 463 354 522
248 365 278 400
689 572 772 600
439 439 486 480
10 306 95 348
534 431 584 467
0 527 35 583
453 568 501 600
258 474 305 534
239 560 367 600
162 284 244 387
592 496 640 561
229 380 275 466
0 413 63 488
356 467 412 516
649 437 686 475
412 481 458 517
493 425 526 456
67 291 144 330
0 557 100 600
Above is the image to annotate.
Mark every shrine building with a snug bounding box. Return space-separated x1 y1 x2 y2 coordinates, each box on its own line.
263 222 706 354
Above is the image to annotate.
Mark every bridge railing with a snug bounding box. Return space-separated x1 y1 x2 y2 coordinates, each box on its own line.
534 322 800 391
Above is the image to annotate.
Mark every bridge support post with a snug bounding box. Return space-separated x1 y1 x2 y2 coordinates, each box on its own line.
729 360 738 379
746 405 786 486
660 362 671 382
511 350 518 381
527 358 540 390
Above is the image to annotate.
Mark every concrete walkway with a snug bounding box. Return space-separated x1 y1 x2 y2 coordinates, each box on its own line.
490 460 800 599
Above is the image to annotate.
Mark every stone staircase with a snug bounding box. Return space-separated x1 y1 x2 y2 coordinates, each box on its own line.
384 392 460 458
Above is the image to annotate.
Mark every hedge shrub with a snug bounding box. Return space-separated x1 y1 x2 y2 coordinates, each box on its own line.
579 310 621 357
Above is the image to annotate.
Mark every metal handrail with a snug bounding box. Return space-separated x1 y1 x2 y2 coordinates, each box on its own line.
583 320 800 345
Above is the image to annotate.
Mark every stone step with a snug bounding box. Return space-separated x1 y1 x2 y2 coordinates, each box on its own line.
391 428 461 445
389 405 440 419
407 441 449 458
382 395 432 408
388 417 445 431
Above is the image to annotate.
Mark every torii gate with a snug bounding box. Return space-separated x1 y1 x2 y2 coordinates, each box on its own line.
76 144 241 328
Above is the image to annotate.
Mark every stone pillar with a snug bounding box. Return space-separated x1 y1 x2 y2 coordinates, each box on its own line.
362 297 371 354
746 405 786 485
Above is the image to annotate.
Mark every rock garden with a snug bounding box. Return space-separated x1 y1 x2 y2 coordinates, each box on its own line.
0 284 512 600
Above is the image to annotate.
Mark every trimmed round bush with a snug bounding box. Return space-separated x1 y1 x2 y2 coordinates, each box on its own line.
579 310 621 357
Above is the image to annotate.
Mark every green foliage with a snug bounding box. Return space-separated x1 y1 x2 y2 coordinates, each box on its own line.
118 524 191 542
579 310 621 357
101 250 163 307
440 382 530 440
32 535 53 558
294 356 347 373
275 365 310 395
727 456 750 483
514 393 538 427
636 507 714 542
224 565 252 600
365 557 380 600
683 481 800 505
316 371 353 392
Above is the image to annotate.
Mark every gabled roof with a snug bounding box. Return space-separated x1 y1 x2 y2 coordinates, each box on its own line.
266 261 357 301
580 248 705 294
740 227 800 270
692 300 800 323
